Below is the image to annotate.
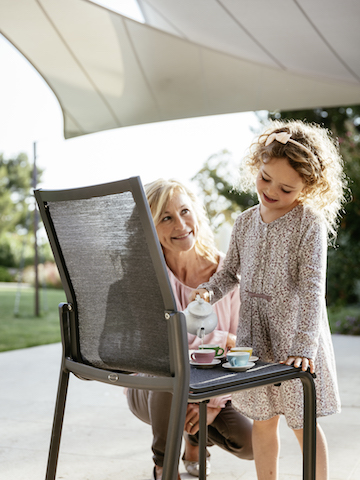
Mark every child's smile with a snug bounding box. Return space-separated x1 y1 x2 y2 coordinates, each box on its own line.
256 157 305 223
262 192 277 203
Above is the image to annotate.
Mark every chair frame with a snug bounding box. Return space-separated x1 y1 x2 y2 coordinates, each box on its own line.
35 177 190 480
35 176 316 480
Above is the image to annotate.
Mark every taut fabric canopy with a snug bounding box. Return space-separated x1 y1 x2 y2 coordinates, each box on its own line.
0 0 359 139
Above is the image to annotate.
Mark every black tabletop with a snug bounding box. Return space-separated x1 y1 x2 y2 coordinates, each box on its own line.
189 360 304 398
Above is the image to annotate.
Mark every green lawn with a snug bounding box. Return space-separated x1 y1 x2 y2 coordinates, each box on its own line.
0 285 66 352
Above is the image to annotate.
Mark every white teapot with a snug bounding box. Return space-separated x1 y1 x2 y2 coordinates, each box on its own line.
183 294 218 339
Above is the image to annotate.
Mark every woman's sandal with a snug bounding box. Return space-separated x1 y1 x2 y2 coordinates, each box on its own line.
182 455 211 477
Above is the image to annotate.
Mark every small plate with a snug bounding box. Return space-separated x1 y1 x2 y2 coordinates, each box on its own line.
222 361 255 372
250 356 259 362
190 358 221 368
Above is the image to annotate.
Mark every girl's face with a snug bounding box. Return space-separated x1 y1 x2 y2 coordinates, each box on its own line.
256 157 305 222
156 191 198 256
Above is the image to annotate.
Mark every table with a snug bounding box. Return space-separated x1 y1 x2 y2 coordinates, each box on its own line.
188 361 317 480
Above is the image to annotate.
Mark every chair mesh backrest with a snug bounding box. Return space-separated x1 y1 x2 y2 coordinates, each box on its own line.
48 190 172 376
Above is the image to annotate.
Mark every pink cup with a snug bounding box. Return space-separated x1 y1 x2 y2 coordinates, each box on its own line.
191 349 216 363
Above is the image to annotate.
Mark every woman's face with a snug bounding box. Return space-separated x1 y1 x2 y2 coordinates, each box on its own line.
156 191 198 256
256 157 305 219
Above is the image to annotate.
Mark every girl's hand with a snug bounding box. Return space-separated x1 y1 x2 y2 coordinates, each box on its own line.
189 288 210 303
280 356 315 374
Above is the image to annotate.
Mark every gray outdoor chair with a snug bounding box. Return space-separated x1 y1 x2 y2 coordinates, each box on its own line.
35 176 317 480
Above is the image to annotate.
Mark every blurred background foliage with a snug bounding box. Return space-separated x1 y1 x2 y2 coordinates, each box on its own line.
0 152 59 286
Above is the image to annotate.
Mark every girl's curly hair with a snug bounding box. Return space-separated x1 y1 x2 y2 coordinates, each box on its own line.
239 119 348 242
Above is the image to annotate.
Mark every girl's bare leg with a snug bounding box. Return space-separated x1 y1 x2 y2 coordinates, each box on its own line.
252 416 280 480
293 424 329 480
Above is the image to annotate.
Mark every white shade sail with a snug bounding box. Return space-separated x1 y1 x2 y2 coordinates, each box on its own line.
0 0 359 139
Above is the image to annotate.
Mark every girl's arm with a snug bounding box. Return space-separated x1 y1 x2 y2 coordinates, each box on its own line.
288 219 327 365
197 218 242 304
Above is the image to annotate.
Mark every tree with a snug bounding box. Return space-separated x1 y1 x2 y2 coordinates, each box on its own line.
0 152 42 267
269 106 360 137
191 149 257 232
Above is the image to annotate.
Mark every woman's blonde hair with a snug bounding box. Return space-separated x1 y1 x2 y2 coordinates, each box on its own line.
145 178 218 264
240 119 348 241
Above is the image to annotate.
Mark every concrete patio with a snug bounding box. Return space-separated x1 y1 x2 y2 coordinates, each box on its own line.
0 334 359 480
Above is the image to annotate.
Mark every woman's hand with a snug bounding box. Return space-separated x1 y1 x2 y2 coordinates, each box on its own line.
226 333 236 350
184 403 221 435
280 356 315 374
189 288 210 303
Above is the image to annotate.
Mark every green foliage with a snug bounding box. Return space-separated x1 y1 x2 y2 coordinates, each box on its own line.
0 236 15 267
0 286 64 352
0 152 43 268
269 106 360 137
0 266 14 282
0 152 32 234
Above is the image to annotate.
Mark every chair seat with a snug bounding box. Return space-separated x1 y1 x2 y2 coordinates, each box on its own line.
189 360 317 480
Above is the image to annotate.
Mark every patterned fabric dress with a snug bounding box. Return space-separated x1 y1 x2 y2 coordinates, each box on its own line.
200 204 341 429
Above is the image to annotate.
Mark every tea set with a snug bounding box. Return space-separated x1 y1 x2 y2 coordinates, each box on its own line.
184 295 258 371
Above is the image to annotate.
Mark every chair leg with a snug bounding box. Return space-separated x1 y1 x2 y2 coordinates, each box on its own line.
45 366 70 480
301 374 317 480
162 386 188 480
198 401 208 480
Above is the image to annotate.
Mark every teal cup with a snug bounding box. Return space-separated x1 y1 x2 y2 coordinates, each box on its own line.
226 351 250 367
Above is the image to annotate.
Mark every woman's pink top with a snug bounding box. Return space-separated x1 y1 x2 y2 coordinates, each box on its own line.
166 255 240 408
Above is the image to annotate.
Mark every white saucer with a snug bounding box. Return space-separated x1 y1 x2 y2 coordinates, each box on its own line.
250 356 259 362
190 358 221 367
222 361 255 372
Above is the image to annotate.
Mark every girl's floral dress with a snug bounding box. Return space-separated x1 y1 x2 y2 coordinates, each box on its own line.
200 204 341 429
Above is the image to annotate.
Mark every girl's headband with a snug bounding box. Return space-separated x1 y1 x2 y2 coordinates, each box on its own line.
265 132 313 157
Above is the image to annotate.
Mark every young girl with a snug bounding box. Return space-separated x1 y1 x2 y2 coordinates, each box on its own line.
192 119 347 480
